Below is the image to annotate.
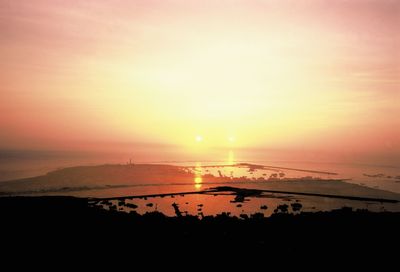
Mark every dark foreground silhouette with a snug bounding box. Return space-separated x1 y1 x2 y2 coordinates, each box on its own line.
1 196 399 261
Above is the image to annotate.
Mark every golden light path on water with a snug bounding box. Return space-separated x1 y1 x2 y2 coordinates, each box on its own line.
194 162 202 190
193 150 236 190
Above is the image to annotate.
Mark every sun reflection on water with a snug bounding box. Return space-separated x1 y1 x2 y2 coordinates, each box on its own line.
194 162 202 190
194 176 202 189
193 150 235 189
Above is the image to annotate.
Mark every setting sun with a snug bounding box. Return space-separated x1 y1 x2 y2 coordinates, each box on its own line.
195 135 203 143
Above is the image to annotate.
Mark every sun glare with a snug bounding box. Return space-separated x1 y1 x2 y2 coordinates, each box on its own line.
195 135 203 142
194 177 202 190
194 162 202 190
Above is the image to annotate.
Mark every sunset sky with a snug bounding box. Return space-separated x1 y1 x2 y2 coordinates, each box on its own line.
0 0 399 164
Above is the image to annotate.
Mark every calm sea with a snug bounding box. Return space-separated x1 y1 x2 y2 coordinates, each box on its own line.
0 149 399 194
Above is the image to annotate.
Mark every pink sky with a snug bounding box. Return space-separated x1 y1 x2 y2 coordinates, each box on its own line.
0 0 399 165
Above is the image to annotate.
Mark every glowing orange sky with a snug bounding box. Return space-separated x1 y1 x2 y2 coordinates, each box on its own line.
0 0 399 164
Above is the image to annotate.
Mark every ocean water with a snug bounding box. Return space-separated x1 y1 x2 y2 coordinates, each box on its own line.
1 149 399 216
1 149 399 194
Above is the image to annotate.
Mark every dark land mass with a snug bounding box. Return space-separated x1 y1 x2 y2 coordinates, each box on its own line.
92 186 399 203
1 196 399 262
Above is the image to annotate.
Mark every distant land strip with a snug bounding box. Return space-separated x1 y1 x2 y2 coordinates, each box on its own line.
184 163 338 175
89 186 399 204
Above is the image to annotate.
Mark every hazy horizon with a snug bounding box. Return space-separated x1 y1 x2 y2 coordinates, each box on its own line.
1 144 399 168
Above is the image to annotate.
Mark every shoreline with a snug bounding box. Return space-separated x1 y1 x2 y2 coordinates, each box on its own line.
89 186 400 204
